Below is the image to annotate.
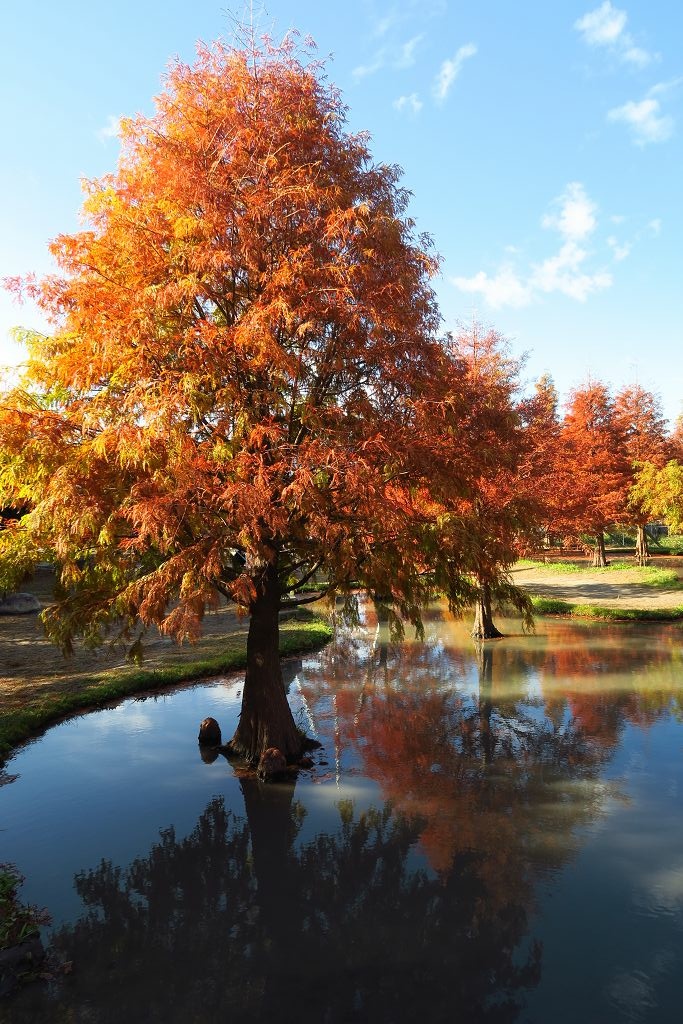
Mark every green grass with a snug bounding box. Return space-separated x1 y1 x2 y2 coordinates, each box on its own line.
0 863 50 952
531 595 683 622
638 567 682 588
651 534 683 555
0 615 333 765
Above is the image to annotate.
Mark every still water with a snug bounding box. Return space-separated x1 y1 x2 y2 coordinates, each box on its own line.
2 605 683 1023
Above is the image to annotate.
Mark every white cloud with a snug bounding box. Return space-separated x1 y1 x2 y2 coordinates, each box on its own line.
575 2 627 46
97 115 120 142
649 218 662 235
574 2 657 68
393 93 423 116
352 32 425 80
622 45 652 68
649 76 683 97
452 182 614 308
452 267 533 309
373 12 398 38
433 43 477 103
607 236 632 260
396 34 424 69
531 241 612 301
352 51 387 80
542 181 597 240
608 96 674 144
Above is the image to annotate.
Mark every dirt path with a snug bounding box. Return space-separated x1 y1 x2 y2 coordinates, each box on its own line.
512 558 683 610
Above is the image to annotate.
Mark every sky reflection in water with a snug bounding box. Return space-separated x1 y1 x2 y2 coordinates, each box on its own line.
2 604 683 1023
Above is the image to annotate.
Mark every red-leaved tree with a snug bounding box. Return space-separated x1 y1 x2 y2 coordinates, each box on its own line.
556 382 630 566
0 36 483 764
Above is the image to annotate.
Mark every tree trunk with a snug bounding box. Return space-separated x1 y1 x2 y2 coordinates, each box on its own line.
373 598 391 670
471 582 503 640
591 534 608 568
635 523 649 567
239 776 299 1018
477 644 495 765
229 561 305 764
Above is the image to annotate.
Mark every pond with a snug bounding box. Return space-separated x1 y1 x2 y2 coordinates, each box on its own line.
2 603 683 1023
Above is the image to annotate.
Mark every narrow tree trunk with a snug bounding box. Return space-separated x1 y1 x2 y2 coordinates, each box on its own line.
373 597 391 670
471 582 503 640
230 561 305 764
477 644 495 765
591 533 608 568
635 523 649 567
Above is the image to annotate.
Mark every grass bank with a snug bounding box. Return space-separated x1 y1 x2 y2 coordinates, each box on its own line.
531 595 683 622
0 613 333 766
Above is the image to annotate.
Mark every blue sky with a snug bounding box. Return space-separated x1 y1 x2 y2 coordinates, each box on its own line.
1 1 681 423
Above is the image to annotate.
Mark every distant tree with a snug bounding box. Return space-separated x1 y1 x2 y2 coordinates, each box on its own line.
518 372 562 550
0 35 480 764
670 414 683 462
613 384 671 565
557 383 630 567
443 323 534 639
630 460 683 536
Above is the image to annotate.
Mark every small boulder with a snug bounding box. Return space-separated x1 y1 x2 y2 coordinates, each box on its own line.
258 747 287 781
198 717 222 746
199 745 220 765
0 593 41 616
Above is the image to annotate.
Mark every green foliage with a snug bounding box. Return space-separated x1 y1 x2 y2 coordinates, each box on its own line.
0 863 51 951
651 534 683 554
631 461 683 533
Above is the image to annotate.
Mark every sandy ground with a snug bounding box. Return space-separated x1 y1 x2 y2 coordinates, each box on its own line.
512 557 683 610
0 566 249 712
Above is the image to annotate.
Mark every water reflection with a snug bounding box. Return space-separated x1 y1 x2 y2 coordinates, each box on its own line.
3 607 683 1022
6 783 543 1024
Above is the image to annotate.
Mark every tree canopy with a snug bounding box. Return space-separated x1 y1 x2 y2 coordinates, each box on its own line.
0 36 486 761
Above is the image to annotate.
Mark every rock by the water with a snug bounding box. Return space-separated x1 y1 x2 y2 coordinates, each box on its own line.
199 745 220 764
0 593 41 616
258 747 287 781
198 717 222 746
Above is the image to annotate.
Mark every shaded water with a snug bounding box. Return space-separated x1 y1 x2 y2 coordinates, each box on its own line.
2 604 683 1022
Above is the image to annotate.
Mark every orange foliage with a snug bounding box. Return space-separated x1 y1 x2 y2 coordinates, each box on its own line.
552 382 630 558
0 36 488 651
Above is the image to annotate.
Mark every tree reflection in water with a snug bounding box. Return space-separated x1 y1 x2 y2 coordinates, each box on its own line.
6 780 543 1024
6 609 679 1023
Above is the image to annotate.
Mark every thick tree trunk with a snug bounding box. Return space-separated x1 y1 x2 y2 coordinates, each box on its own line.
471 582 503 640
635 523 649 567
591 534 608 568
229 561 305 764
239 776 299 1018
